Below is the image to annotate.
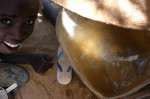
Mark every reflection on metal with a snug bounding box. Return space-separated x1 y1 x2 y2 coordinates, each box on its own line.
118 0 146 24
53 0 148 30
62 10 104 59
62 11 77 38
56 9 150 98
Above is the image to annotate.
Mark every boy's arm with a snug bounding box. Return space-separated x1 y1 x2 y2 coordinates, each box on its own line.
0 53 53 73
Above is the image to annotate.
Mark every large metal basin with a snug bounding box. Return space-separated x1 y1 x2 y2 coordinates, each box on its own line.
56 9 150 98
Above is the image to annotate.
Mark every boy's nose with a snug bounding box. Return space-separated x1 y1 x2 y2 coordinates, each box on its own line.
11 29 23 42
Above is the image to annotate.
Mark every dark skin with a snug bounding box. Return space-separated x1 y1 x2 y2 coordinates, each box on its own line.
0 0 52 73
0 0 39 98
0 0 39 54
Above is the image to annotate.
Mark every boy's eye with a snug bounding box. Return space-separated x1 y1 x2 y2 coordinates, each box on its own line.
0 17 13 25
25 19 35 25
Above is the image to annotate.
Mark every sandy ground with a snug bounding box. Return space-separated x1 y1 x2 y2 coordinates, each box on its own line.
15 13 99 99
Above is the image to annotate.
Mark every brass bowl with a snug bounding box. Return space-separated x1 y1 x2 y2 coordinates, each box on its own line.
56 9 150 98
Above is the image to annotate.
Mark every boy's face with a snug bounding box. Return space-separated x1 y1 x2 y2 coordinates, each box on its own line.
0 0 39 54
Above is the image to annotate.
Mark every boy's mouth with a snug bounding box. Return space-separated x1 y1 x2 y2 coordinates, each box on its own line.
0 41 21 54
3 41 20 48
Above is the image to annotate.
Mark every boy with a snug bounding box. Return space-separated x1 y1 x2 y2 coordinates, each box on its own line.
0 0 39 98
